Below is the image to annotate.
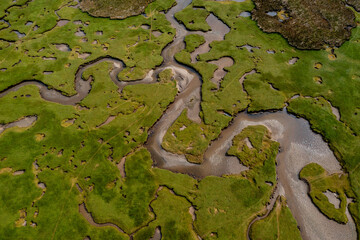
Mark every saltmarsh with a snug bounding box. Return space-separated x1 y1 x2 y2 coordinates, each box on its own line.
0 0 360 239
167 0 360 234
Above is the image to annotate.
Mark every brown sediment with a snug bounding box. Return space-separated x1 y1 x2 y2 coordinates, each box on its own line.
76 183 83 193
288 57 299 65
117 157 126 178
152 31 162 38
325 100 341 121
189 206 196 221
239 69 257 85
323 190 341 209
251 0 356 49
209 57 234 89
79 0 154 20
238 44 260 53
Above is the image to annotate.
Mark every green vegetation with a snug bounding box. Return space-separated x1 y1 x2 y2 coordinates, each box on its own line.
0 46 177 238
300 162 354 224
194 125 279 239
287 97 360 231
158 68 174 83
85 149 157 233
175 5 211 32
244 74 286 112
228 125 279 168
347 0 360 11
1 0 360 238
0 0 175 94
184 34 206 53
174 1 360 232
162 109 217 163
252 0 356 49
249 196 302 240
134 187 198 240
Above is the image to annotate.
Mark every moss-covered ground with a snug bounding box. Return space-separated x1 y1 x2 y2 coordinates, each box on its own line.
184 34 206 53
228 125 278 168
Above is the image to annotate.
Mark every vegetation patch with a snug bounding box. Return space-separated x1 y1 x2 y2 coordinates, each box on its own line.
194 125 279 239
184 34 206 53
228 125 279 168
162 109 217 163
175 5 211 32
251 0 356 49
249 196 302 240
0 0 176 94
300 163 354 224
244 74 286 112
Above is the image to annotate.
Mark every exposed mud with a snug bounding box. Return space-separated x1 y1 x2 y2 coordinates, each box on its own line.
209 57 234 89
0 116 37 135
149 227 162 240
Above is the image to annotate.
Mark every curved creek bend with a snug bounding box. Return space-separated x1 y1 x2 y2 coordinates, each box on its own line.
0 0 356 239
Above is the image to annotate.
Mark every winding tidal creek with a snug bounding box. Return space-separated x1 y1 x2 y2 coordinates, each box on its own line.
0 0 356 239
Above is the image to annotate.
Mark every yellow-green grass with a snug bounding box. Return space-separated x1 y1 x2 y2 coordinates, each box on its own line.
0 0 175 94
193 125 279 239
249 196 302 240
175 5 211 32
0 55 177 238
300 163 354 224
184 34 206 53
162 109 218 163
228 125 279 168
175 1 360 232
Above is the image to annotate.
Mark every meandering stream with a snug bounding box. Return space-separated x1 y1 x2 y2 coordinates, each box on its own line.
0 0 356 239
